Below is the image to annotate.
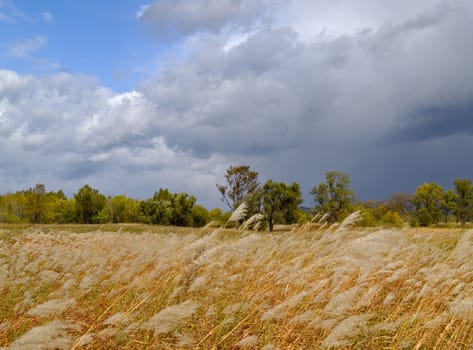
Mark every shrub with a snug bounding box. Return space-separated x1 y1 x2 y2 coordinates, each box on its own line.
381 210 404 228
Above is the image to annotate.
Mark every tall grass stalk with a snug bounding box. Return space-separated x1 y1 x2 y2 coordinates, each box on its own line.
1 225 473 348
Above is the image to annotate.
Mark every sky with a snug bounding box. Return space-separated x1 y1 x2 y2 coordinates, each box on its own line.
1 0 473 209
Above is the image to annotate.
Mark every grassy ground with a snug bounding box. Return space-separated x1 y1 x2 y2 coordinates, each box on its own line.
1 221 473 349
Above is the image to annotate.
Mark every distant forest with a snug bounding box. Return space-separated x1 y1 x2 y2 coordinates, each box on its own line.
1 165 472 229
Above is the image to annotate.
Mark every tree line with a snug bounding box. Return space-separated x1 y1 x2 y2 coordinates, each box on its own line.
217 165 473 229
0 184 218 227
1 165 473 229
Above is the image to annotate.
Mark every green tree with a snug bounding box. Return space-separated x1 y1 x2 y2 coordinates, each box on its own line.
46 190 69 223
74 185 106 224
207 208 230 225
140 188 173 225
441 189 458 224
140 188 198 227
217 165 259 211
5 192 27 222
380 210 404 228
0 195 5 222
0 186 70 224
171 192 196 226
256 180 303 231
311 171 355 223
453 178 473 226
58 198 78 223
191 204 210 227
357 199 406 227
24 184 46 223
356 205 377 227
21 185 71 224
105 195 141 223
411 182 444 226
0 192 25 223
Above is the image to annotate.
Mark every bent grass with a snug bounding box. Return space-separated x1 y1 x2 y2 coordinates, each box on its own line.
0 223 473 349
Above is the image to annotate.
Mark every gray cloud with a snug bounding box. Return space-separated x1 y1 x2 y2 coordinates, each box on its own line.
139 0 271 38
395 102 473 142
2 1 473 207
136 0 473 201
0 69 223 204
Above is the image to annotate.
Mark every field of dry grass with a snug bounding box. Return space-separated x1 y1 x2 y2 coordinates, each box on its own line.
1 220 473 349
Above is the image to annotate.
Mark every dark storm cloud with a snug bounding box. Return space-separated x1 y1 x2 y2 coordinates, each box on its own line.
139 27 336 157
396 102 473 142
136 0 473 202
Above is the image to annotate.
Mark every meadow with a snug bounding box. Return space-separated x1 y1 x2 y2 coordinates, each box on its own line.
1 218 473 349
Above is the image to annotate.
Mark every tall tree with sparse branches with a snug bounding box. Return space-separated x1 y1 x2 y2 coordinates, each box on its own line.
217 165 259 211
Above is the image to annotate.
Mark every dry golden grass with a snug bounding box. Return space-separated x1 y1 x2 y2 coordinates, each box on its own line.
1 222 473 349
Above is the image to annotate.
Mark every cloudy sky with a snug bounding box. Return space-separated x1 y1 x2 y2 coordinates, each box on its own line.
1 0 473 208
